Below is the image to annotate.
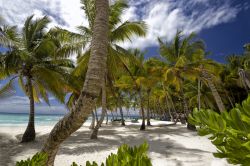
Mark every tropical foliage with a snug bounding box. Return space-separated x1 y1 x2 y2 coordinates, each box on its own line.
188 95 250 165
16 143 152 166
0 15 74 142
1 0 250 165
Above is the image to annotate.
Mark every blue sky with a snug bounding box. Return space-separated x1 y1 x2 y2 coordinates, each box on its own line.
0 0 249 114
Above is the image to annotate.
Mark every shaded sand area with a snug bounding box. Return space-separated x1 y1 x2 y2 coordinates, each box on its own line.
0 121 229 166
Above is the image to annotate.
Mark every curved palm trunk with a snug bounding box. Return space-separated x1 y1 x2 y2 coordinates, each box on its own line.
21 76 35 142
89 111 95 130
90 79 106 139
41 0 109 165
146 90 151 126
202 70 225 112
139 88 145 130
239 68 250 90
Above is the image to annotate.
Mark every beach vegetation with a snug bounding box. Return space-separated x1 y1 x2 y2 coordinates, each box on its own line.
16 143 152 166
189 95 250 165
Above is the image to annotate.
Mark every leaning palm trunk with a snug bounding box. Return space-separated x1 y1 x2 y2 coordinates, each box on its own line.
139 88 146 130
41 0 109 165
90 78 107 139
21 76 36 142
146 90 151 126
202 69 225 112
238 68 250 90
89 111 95 130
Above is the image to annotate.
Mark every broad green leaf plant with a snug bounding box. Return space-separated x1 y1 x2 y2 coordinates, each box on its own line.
189 95 250 165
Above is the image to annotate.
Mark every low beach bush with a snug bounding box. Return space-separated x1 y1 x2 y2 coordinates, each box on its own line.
188 95 250 165
16 153 47 166
16 142 152 166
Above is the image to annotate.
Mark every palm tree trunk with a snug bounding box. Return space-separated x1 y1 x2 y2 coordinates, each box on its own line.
111 111 114 121
181 89 196 130
198 78 201 111
202 70 225 112
239 68 250 90
89 111 95 130
118 94 125 126
94 107 99 122
115 107 118 119
105 110 108 124
126 108 130 119
119 106 125 126
165 96 174 122
21 76 35 142
139 88 145 130
146 90 151 126
41 0 109 165
90 78 107 139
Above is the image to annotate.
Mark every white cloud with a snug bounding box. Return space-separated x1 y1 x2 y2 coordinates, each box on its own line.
119 0 242 49
0 0 87 32
0 0 246 49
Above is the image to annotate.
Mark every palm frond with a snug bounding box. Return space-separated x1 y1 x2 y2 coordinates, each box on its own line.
0 79 16 99
111 21 147 43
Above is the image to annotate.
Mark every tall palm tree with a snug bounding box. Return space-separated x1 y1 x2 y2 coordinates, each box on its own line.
0 15 74 142
115 49 149 130
69 0 146 128
41 0 110 164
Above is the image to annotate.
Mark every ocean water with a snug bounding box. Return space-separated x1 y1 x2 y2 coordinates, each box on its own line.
0 113 139 126
0 113 64 126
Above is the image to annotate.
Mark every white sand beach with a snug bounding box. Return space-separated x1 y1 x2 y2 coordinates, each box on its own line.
0 120 230 166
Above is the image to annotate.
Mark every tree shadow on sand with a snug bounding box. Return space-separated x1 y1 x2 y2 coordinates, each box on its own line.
0 124 212 166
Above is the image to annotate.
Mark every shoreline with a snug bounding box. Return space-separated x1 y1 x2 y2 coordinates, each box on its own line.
0 121 230 166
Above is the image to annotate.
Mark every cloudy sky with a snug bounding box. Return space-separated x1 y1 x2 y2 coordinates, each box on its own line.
0 0 250 114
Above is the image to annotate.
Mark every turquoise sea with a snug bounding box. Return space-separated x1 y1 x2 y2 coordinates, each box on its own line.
0 113 64 126
0 112 139 126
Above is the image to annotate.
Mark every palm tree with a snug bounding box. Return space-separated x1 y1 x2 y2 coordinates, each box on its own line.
159 31 226 113
115 49 149 130
41 0 110 164
70 0 146 128
0 15 74 142
142 58 163 125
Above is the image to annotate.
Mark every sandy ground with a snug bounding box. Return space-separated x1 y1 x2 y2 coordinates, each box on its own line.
0 120 230 166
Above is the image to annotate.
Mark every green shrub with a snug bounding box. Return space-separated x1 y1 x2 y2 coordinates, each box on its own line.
104 142 152 166
188 95 250 165
16 142 152 166
16 153 47 166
